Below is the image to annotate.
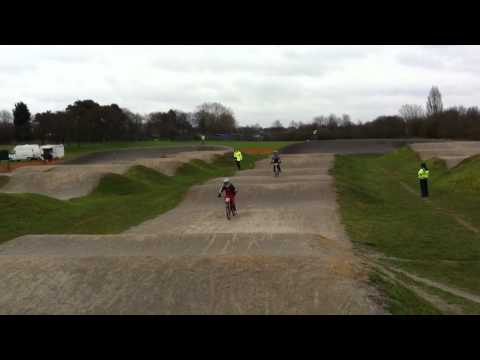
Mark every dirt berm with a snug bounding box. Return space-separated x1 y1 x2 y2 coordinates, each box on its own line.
0 146 229 200
0 144 385 314
410 141 480 168
282 138 441 155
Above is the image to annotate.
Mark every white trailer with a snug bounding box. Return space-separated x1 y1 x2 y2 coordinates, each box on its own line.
41 144 65 160
8 145 43 161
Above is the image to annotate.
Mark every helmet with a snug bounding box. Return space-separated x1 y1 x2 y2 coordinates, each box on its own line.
223 178 230 183
274 150 278 154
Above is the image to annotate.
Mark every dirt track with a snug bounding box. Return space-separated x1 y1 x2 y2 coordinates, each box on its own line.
282 138 441 155
2 139 478 314
409 141 480 168
63 145 224 165
0 145 385 314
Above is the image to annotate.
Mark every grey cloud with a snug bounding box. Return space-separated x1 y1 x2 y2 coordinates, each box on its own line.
397 53 447 70
2 45 480 126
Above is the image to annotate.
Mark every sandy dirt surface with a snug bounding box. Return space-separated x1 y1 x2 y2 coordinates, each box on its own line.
63 145 225 165
0 159 62 173
0 143 385 314
0 148 229 200
410 141 480 168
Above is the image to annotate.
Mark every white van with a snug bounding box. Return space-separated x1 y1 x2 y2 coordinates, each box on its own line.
8 144 43 161
41 144 65 160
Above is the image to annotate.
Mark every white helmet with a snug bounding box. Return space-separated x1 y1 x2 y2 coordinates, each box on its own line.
223 178 230 183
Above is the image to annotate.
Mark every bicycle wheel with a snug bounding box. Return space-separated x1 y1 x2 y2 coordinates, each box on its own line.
274 165 279 177
225 203 231 220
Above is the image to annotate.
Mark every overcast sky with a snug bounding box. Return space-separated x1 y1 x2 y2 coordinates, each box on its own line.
1 45 479 127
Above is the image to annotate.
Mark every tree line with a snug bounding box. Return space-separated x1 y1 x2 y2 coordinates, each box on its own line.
0 101 237 144
1 86 480 144
265 86 480 141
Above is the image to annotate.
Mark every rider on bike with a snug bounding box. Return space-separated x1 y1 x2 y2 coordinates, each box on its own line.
271 150 282 173
218 178 237 213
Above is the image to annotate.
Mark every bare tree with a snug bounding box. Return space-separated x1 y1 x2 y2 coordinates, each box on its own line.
399 104 425 121
341 114 352 127
288 120 299 129
0 110 14 143
271 120 284 128
313 115 328 127
327 114 339 130
193 102 237 134
426 86 443 116
0 110 13 123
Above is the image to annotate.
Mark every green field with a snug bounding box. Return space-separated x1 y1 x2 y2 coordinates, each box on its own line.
333 147 480 314
0 153 264 244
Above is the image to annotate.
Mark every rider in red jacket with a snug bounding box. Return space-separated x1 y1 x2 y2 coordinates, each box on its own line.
218 178 237 213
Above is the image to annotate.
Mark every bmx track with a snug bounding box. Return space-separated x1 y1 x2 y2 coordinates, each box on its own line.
0 141 388 314
4 139 480 314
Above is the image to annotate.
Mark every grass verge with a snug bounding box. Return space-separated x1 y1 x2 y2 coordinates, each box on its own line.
333 146 480 314
0 153 263 244
369 270 442 315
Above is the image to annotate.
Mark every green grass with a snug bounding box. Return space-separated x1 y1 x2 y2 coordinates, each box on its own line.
0 153 263 244
387 267 480 315
406 276 480 315
333 146 480 313
369 270 442 315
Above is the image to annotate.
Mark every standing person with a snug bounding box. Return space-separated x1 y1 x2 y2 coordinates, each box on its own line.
418 162 430 198
200 135 205 145
233 149 243 170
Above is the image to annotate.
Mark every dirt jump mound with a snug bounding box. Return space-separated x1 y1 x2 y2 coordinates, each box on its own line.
0 147 229 200
410 141 480 168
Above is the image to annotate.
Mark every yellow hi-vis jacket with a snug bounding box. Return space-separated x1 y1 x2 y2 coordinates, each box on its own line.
234 151 243 162
418 168 430 179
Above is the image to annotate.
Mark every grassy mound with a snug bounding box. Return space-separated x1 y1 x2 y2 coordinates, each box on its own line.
0 153 263 244
435 155 480 193
333 146 480 313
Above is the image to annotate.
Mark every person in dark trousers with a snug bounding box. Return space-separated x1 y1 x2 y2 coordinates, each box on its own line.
233 149 243 170
418 162 430 198
271 150 282 173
